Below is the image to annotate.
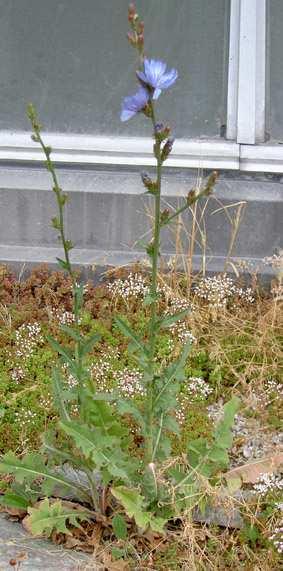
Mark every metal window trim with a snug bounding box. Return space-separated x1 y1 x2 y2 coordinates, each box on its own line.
226 0 241 140
227 0 266 145
0 131 240 170
0 131 283 173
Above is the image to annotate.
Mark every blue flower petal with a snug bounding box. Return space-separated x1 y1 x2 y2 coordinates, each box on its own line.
145 59 166 85
136 70 147 84
138 59 178 97
157 69 178 89
120 107 137 122
120 87 149 122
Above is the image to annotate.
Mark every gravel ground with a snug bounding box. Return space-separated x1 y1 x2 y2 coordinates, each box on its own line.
207 402 283 467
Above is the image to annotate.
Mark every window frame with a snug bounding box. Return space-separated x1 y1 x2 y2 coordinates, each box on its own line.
0 0 283 174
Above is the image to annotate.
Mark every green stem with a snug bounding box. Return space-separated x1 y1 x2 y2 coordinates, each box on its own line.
84 467 101 512
161 173 217 227
28 109 87 416
144 103 162 466
35 133 73 281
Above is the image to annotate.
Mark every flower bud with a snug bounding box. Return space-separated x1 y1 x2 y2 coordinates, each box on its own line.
141 172 157 194
127 31 137 46
161 137 174 162
137 33 144 48
187 189 197 205
128 3 137 22
154 123 164 133
205 170 218 194
137 21 144 34
160 208 170 224
154 123 171 142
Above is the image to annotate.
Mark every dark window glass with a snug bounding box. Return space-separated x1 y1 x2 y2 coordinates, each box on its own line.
0 0 229 138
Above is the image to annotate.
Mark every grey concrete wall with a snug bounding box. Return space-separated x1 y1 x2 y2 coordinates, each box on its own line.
0 163 282 278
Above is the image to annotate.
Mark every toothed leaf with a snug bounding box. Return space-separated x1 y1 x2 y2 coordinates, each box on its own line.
26 498 90 537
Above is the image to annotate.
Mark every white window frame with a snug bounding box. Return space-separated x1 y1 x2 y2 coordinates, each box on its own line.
227 0 283 172
0 0 282 175
227 0 266 144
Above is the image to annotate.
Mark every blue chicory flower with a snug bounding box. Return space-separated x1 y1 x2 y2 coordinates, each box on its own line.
136 58 178 100
120 86 149 122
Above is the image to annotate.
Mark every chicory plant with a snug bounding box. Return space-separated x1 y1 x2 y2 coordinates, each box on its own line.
0 3 240 539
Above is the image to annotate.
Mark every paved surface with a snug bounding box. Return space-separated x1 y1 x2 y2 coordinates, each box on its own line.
0 513 98 570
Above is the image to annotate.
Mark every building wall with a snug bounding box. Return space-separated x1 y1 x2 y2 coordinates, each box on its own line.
0 0 282 275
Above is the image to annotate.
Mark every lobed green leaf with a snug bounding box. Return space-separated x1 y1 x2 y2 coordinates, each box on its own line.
26 498 91 537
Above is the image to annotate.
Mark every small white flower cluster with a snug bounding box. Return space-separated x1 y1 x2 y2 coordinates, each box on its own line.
176 378 213 424
10 366 25 383
270 525 283 554
73 281 89 295
175 394 190 424
107 273 150 300
271 282 283 300
263 253 283 270
187 376 213 399
14 322 44 360
90 349 120 392
264 379 283 400
114 368 145 397
71 404 79 415
66 373 79 389
255 379 283 407
164 338 174 352
165 298 196 345
49 307 77 325
252 473 283 495
167 297 194 314
10 322 43 382
39 394 52 409
194 275 254 308
174 322 196 345
14 408 37 426
62 363 79 389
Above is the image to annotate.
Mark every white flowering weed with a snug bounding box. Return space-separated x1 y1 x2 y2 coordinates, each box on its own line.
90 349 120 393
176 377 213 424
165 297 196 345
9 322 44 383
39 394 53 409
174 322 196 345
167 297 194 314
107 273 150 300
194 275 254 308
49 307 79 325
61 363 79 389
187 376 213 399
269 525 283 554
264 379 283 401
252 473 283 495
10 366 25 383
263 253 283 270
14 322 44 360
14 408 37 427
114 368 145 397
